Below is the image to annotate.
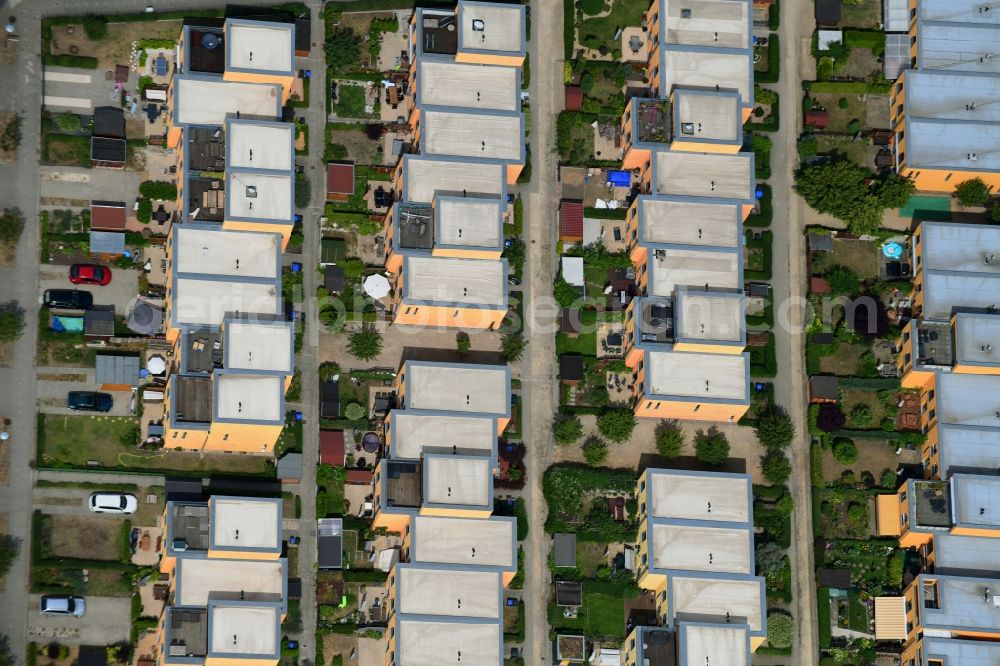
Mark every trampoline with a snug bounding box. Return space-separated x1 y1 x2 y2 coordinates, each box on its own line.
362 432 380 454
882 241 903 259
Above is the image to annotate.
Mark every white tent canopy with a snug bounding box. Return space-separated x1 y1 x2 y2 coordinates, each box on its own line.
363 274 391 299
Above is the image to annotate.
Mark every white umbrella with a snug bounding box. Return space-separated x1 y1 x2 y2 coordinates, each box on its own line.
363 274 391 299
147 355 166 375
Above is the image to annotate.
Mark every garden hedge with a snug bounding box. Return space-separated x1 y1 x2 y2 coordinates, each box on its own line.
803 80 892 94
838 376 902 390
756 34 780 84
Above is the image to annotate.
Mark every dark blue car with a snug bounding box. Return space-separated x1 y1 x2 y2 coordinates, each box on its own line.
67 391 113 412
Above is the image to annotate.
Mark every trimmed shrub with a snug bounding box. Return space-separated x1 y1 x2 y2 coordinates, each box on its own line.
832 438 859 465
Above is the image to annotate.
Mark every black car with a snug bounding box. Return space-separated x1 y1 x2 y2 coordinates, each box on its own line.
67 391 113 412
43 289 93 310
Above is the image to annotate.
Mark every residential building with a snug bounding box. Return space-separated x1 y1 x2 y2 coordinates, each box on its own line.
622 622 753 666
876 574 1000 647
157 496 287 666
618 0 755 422
627 469 767 655
889 0 1000 192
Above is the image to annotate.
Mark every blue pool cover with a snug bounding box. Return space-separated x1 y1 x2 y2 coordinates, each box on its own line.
606 170 630 187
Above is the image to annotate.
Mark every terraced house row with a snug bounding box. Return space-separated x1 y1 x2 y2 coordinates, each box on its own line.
889 0 1000 194
382 0 526 329
619 0 756 423
162 18 298 453
871 221 1000 662
372 360 517 665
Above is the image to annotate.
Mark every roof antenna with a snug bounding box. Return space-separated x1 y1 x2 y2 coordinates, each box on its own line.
707 501 712 513
238 401 243 413
249 148 253 162
249 50 253 62
447 486 452 496
471 547 476 558
235 529 239 540
233 635 238 645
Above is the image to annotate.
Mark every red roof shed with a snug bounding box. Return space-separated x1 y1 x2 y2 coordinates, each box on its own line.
326 163 355 200
565 86 583 112
560 200 584 242
810 276 832 294
346 469 373 485
804 109 829 129
319 430 346 466
91 202 127 231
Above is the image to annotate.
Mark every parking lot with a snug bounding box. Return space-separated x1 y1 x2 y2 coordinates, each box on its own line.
39 264 140 315
27 595 131 645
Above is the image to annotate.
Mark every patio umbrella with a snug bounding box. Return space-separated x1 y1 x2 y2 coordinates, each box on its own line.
363 274 391 299
147 356 166 375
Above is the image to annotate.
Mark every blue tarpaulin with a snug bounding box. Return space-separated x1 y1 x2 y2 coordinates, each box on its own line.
606 170 631 187
51 316 84 333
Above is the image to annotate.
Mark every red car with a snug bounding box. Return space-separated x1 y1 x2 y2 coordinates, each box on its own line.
69 264 112 286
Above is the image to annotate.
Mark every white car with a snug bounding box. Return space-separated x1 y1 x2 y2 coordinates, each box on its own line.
40 595 86 617
89 492 138 514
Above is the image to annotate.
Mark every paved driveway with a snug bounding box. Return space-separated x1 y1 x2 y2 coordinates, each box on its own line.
39 264 140 314
27 595 131 645
36 376 134 416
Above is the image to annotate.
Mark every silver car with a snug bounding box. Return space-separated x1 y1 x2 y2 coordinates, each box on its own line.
40 595 86 617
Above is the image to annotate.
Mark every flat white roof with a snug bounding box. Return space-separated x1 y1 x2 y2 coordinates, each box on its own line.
215 374 283 422
650 247 740 296
639 199 740 247
404 256 505 306
227 21 293 73
458 2 524 54
404 157 504 202
397 566 501 618
424 456 492 507
952 474 1000 526
227 122 293 171
671 575 763 632
174 77 280 126
955 314 1000 366
225 321 293 373
662 48 751 102
177 558 284 605
173 279 279 328
924 638 1000 664
646 349 748 401
397 619 500 666
676 291 744 342
919 0 1000 23
663 0 750 48
209 605 278 656
921 222 1000 272
391 412 496 459
675 90 740 142
412 515 514 568
937 373 1000 427
654 151 753 200
422 109 522 161
923 273 1000 320
437 198 502 248
921 574 1000 631
649 470 750 522
933 533 1000 574
681 623 748 666
938 425 1000 475
227 171 292 221
419 60 519 111
651 522 751 574
917 23 1000 74
174 226 280 278
906 71 1000 124
211 497 281 549
406 363 508 415
907 118 1000 170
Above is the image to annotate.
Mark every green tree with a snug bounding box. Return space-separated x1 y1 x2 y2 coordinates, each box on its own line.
694 426 730 465
833 438 859 464
295 172 311 209
344 403 365 421
136 198 152 224
553 415 583 445
139 181 178 200
755 405 795 450
581 435 608 466
325 26 363 71
0 534 20 578
0 209 24 245
954 177 992 207
795 160 873 222
654 419 684 459
55 113 81 133
760 450 792 484
554 276 580 307
0 302 25 342
988 201 1000 223
875 174 915 209
755 541 786 575
82 14 108 40
0 114 21 153
597 408 636 443
767 611 794 649
825 264 859 295
318 361 340 382
456 331 471 354
348 323 382 361
500 332 526 361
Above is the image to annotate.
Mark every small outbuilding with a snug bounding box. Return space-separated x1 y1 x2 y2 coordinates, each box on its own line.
90 230 125 257
564 86 583 112
317 517 343 569
815 0 842 27
95 353 141 390
90 201 127 232
320 379 340 419
559 355 585 384
324 265 345 294
560 201 584 243
277 452 304 483
84 308 116 339
326 163 355 201
553 533 577 568
809 375 839 403
320 430 346 466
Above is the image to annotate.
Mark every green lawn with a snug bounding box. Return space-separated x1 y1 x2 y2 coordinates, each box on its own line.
578 0 648 56
333 84 368 119
37 414 274 475
556 331 596 357
547 580 634 640
43 134 91 167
